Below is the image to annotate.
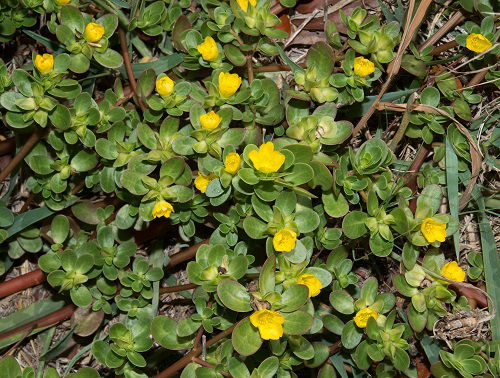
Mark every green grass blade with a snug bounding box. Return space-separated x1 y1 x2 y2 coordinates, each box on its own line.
445 136 460 259
476 194 500 340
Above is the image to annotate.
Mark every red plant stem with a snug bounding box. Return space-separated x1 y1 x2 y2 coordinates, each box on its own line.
0 137 15 156
254 64 292 73
0 304 75 343
405 144 431 214
430 40 458 56
418 11 465 53
270 2 286 14
166 239 209 268
0 269 46 299
155 322 238 378
118 28 146 112
159 283 198 294
246 56 254 83
191 358 232 377
1 238 209 299
0 129 45 185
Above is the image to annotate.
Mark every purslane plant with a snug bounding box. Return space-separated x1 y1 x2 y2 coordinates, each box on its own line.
0 0 497 377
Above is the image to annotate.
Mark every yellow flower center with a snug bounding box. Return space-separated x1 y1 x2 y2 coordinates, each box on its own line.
224 152 241 174
420 218 446 243
353 56 375 77
465 33 492 53
197 36 218 62
84 22 105 43
156 76 175 96
296 274 322 297
354 307 378 328
55 0 70 4
199 111 222 130
249 142 285 174
440 261 466 283
249 309 285 340
218 72 242 98
272 229 297 252
194 173 216 193
34 54 54 74
152 201 174 219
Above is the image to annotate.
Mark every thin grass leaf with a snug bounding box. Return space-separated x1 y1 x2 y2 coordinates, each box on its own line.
273 42 303 74
476 194 500 340
40 329 75 361
0 297 66 334
5 207 55 241
421 335 441 364
63 343 93 376
329 354 349 378
445 136 460 259
36 327 56 378
23 31 64 53
118 53 184 77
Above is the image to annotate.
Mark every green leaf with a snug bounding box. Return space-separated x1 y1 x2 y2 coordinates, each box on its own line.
279 284 309 312
341 320 362 349
342 211 368 239
94 49 124 69
0 356 21 378
282 311 313 335
71 150 98 172
51 215 69 244
258 256 276 297
217 279 252 312
329 291 354 314
323 192 349 218
232 318 262 356
61 5 84 33
294 208 320 233
151 316 194 350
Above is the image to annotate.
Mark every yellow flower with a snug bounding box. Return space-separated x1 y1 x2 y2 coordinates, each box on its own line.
224 152 241 174
152 200 174 219
156 76 175 96
249 309 285 340
194 173 216 193
218 72 242 98
441 261 466 283
84 22 105 43
34 54 54 74
273 229 297 252
237 0 256 12
421 218 446 243
354 307 378 328
465 33 492 53
249 142 285 174
197 36 218 62
296 274 322 297
55 0 70 4
200 111 222 130
353 56 375 77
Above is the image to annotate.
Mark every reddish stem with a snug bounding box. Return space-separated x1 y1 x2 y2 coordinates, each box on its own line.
0 129 46 184
0 269 46 299
405 144 431 214
159 283 198 294
167 239 209 267
118 28 146 112
0 304 75 342
155 322 237 378
0 137 15 156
